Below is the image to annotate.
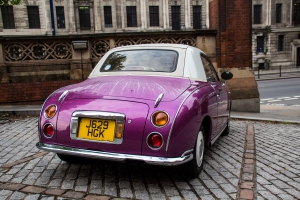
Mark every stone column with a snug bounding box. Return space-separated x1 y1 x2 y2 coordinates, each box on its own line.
0 42 9 83
140 0 147 29
94 0 102 32
184 0 190 29
121 0 125 30
69 0 76 33
89 1 95 33
163 0 169 29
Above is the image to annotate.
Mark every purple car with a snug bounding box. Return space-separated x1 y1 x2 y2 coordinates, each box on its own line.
37 44 233 177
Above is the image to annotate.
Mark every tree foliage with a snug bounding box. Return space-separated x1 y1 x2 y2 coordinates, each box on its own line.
0 0 22 6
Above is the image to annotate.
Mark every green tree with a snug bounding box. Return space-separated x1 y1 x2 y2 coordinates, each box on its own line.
0 0 21 6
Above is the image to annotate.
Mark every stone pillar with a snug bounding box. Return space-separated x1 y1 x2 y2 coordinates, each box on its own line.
184 0 190 29
121 0 125 30
0 42 9 83
89 1 95 33
69 0 76 33
163 0 169 29
140 0 147 29
209 0 260 112
94 0 101 32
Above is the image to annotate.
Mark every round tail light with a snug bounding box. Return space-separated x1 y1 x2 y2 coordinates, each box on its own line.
44 105 57 119
43 123 54 138
147 133 163 149
151 111 169 127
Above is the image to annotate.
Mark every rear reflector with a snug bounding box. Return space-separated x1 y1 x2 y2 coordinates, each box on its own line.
147 133 163 149
43 123 54 138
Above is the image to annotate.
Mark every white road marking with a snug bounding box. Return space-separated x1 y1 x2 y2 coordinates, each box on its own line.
267 100 281 102
261 98 274 101
284 98 298 100
277 97 291 99
293 96 300 98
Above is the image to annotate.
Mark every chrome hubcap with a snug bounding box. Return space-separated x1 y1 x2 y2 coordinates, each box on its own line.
196 131 204 167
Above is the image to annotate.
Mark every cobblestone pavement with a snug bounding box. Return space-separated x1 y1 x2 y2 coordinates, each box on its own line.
0 117 299 199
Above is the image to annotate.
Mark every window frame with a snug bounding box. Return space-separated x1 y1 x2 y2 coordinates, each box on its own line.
256 36 264 53
276 4 282 24
56 6 65 29
193 5 202 29
1 5 15 29
79 6 91 29
27 6 41 29
104 6 113 28
200 53 219 82
278 35 284 51
126 6 137 27
149 6 159 27
253 4 262 24
171 6 181 30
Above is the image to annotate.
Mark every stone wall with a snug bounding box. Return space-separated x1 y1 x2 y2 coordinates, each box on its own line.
0 30 217 104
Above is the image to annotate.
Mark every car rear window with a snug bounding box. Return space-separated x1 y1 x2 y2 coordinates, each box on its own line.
100 50 178 72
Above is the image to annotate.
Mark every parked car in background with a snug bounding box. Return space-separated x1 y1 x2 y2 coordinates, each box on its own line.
37 44 233 177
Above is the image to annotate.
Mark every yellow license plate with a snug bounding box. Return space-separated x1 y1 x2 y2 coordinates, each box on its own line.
78 118 116 142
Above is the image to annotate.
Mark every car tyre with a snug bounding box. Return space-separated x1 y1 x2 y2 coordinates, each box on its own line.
221 117 230 136
183 125 206 178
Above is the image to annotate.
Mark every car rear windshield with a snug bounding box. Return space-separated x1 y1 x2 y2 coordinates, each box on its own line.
100 50 178 72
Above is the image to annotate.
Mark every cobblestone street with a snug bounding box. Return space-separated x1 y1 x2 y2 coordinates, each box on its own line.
0 117 299 199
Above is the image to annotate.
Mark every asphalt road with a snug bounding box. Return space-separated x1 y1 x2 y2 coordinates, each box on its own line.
257 77 300 106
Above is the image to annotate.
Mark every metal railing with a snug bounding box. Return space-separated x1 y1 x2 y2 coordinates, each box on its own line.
255 66 300 80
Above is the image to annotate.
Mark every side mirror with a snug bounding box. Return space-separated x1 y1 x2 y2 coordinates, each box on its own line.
221 71 233 80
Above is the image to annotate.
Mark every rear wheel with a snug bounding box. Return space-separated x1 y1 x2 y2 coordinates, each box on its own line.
183 125 206 178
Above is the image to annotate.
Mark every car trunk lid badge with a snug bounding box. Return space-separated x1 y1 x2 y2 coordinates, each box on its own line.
58 90 69 102
154 93 164 108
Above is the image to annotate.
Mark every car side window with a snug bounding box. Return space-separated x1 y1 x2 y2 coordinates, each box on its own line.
200 54 219 82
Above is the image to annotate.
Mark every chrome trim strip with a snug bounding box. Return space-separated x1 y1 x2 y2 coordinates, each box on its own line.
36 142 193 166
165 87 199 152
154 93 164 108
58 90 69 102
70 111 126 145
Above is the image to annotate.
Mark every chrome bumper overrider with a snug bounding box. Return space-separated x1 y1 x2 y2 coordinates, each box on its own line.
36 143 193 166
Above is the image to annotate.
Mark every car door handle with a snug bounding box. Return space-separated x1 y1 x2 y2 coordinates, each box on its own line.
217 94 220 99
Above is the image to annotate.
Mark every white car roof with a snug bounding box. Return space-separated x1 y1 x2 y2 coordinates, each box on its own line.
89 44 207 82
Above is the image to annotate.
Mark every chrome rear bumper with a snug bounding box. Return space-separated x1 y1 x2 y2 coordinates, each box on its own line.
36 142 193 166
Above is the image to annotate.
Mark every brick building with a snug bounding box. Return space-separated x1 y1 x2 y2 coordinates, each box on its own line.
0 0 258 112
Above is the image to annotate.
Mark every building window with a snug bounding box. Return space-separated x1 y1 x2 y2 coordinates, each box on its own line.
79 6 91 29
104 6 112 28
276 4 282 23
1 6 15 29
56 6 65 28
193 5 202 29
27 6 40 28
149 6 159 26
171 6 180 30
278 35 284 51
253 5 262 24
293 3 300 25
126 6 137 27
257 36 264 52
